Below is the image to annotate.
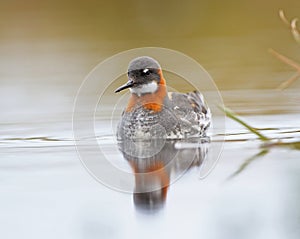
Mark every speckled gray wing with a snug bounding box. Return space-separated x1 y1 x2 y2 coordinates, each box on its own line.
117 91 211 140
168 91 211 136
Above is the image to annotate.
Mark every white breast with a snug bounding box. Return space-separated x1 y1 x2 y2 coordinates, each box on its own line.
130 81 158 96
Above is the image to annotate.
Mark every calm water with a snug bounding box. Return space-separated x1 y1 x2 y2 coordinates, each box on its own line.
1 88 300 239
1 0 300 238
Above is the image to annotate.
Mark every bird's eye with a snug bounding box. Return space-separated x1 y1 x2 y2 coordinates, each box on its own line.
142 68 150 75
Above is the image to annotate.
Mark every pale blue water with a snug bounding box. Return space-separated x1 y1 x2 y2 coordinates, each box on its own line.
1 87 300 239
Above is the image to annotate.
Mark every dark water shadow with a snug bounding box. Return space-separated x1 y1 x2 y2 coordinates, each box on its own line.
117 138 210 213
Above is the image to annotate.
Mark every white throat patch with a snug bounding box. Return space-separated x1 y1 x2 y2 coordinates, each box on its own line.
130 81 158 96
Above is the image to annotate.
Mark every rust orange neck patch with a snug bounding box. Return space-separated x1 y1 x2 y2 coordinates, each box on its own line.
125 70 168 113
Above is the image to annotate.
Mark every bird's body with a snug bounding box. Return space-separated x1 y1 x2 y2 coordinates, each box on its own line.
115 56 211 140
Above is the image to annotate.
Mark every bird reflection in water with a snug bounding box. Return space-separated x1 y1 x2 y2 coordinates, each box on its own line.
117 138 209 212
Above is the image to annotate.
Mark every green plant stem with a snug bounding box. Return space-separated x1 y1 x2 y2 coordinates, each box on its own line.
221 107 270 141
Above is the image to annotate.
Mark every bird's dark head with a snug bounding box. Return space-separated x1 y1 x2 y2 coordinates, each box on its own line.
115 56 164 95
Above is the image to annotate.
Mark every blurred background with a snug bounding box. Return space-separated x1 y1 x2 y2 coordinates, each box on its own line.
1 1 300 239
1 0 300 121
